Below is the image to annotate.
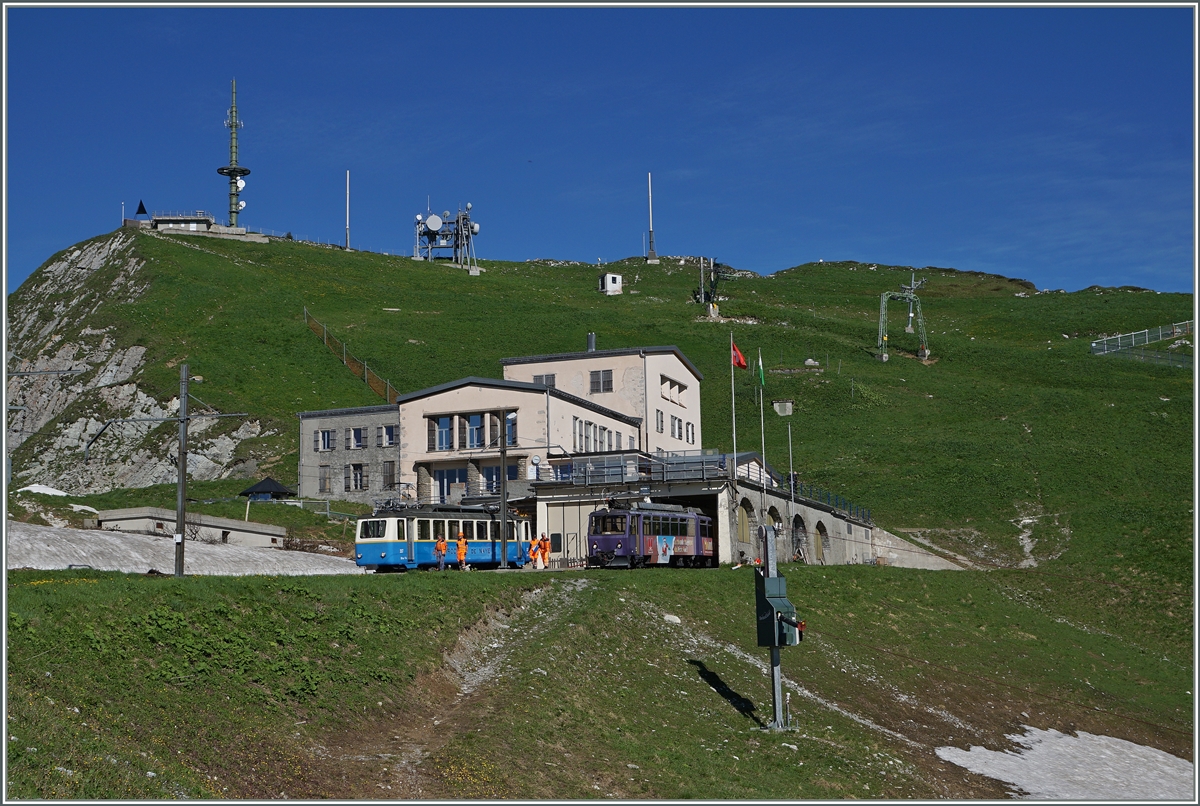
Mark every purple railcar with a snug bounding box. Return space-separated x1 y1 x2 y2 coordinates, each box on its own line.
586 503 716 568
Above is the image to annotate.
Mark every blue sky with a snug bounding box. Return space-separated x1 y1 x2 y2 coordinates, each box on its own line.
4 6 1195 293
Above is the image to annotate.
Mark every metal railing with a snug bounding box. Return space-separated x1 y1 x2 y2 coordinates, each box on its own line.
1097 347 1192 369
790 478 872 524
1091 321 1192 354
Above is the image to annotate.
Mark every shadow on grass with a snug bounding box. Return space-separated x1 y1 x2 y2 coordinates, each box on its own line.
688 659 763 727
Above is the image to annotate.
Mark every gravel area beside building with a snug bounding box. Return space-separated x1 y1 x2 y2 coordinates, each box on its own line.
5 520 367 576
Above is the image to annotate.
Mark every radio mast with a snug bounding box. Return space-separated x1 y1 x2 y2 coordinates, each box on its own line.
646 172 659 264
216 79 250 227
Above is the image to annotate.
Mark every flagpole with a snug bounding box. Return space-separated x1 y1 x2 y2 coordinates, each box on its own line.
758 348 766 516
730 331 738 486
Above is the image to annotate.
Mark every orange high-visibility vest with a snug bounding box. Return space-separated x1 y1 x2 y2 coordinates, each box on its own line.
456 536 468 562
539 537 551 564
435 536 447 556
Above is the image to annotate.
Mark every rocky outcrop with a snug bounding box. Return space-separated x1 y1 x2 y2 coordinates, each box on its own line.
6 231 270 494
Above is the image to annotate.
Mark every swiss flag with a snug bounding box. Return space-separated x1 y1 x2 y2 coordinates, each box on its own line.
731 341 748 369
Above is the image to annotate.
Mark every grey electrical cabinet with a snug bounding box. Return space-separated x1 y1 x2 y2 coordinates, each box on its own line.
755 571 801 647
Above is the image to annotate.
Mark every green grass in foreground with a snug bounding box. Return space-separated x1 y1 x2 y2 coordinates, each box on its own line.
7 566 1191 799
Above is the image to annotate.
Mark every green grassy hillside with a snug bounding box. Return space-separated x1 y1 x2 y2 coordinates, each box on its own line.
6 229 1193 797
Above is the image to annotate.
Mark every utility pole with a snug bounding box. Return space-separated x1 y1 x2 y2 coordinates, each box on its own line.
175 364 189 577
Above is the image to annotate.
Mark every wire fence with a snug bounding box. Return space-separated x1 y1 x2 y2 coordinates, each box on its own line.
1097 347 1192 369
1090 320 1192 355
303 307 399 403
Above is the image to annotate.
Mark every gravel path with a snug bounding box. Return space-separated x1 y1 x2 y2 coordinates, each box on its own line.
5 520 367 576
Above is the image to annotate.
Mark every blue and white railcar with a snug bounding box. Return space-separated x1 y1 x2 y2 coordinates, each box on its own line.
355 504 533 572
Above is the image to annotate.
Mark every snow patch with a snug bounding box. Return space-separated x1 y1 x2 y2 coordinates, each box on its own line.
936 726 1193 800
16 484 69 497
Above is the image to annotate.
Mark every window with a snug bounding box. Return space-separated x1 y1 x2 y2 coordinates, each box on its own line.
318 465 331 493
533 373 556 388
378 424 398 447
670 415 682 439
660 376 687 406
583 421 592 452
345 463 368 492
467 413 484 448
352 427 367 449
598 426 607 451
434 468 468 502
482 465 519 493
572 416 581 451
656 409 664 433
383 461 396 490
436 416 453 451
685 422 694 445
615 431 622 450
607 429 613 451
589 369 613 394
629 435 636 450
506 413 517 446
316 429 335 451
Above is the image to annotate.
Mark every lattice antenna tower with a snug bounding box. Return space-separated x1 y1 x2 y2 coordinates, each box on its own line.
216 79 250 227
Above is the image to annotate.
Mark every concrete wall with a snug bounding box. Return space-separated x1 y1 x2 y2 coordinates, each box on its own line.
95 506 286 549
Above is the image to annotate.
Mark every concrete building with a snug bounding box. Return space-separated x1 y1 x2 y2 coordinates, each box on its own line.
296 404 403 505
499 335 702 455
92 506 287 549
598 272 623 295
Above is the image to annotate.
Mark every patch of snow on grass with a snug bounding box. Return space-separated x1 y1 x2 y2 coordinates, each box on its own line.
17 484 70 496
936 726 1193 800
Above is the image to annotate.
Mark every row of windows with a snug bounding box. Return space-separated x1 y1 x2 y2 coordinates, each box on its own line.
654 410 695 444
589 513 711 538
572 416 634 453
427 412 516 452
359 518 527 542
314 425 397 452
533 373 556 388
318 461 398 493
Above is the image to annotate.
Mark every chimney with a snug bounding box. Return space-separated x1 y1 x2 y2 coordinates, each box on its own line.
587 332 596 352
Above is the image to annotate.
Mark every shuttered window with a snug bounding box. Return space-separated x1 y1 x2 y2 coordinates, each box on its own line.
428 419 437 451
344 464 351 492
313 430 320 452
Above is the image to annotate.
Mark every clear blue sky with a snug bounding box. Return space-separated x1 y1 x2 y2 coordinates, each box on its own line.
4 6 1195 293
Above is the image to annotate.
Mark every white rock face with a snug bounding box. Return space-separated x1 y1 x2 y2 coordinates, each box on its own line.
7 232 269 494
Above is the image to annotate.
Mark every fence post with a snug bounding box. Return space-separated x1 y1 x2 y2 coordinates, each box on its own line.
324 324 327 346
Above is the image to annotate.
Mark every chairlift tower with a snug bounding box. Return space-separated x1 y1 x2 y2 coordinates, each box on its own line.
216 79 250 227
877 272 930 361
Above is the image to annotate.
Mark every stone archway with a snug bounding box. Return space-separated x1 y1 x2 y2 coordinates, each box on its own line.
792 515 808 562
814 521 830 564
737 497 757 562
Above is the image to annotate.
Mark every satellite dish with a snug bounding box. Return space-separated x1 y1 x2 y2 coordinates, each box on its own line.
466 202 472 211
443 210 450 220
424 214 442 231
471 222 480 235
415 214 422 222
238 200 247 210
236 178 246 190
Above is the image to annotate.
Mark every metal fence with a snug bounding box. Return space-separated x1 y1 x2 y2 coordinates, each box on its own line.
1091 321 1192 355
1097 347 1192 369
303 307 399 403
790 478 872 524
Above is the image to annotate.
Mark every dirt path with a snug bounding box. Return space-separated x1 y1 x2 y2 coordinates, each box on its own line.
304 578 588 798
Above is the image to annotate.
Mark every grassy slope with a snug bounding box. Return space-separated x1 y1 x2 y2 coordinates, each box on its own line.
6 231 1193 797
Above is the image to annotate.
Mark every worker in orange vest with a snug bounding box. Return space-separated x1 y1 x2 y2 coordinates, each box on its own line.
527 532 539 569
539 533 551 570
434 532 448 572
456 531 469 571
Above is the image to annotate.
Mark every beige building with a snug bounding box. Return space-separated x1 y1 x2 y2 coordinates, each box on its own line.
394 377 641 504
499 337 703 456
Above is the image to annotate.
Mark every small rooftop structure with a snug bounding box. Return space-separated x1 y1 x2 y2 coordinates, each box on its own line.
239 477 296 501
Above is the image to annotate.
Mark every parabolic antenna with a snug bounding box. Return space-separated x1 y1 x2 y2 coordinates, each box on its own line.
238 200 247 210
466 202 472 211
415 214 422 222
236 178 246 190
425 214 443 231
443 211 450 220
471 222 480 234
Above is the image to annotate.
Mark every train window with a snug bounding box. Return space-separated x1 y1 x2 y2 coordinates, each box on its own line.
592 515 626 535
360 519 388 540
699 519 709 538
433 520 446 542
685 517 695 537
449 520 461 540
395 519 406 540
417 519 431 541
470 521 485 540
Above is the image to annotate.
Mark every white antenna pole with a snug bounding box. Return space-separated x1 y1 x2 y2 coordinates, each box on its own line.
646 172 658 262
121 201 124 224
345 170 350 249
